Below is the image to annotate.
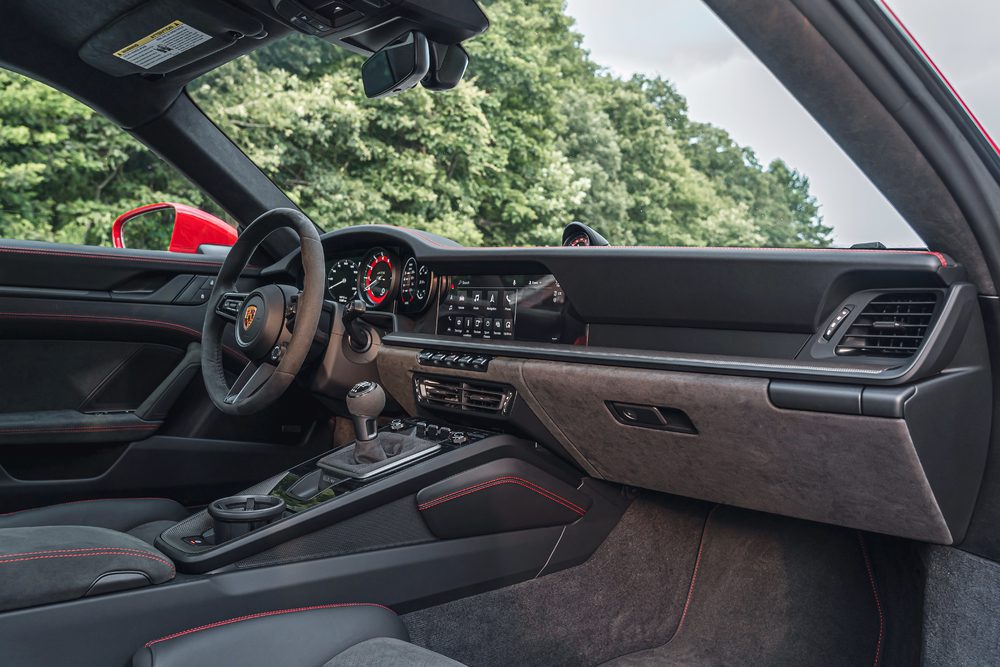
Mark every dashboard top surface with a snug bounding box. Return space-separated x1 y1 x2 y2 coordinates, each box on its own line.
265 224 967 385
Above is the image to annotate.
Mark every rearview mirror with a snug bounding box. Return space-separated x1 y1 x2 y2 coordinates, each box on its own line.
361 31 430 99
112 203 237 254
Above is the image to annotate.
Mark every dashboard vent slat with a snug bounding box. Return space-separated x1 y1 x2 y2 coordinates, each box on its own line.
836 292 938 358
415 376 515 415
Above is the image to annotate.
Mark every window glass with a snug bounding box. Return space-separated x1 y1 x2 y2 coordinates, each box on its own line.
0 70 228 246
190 1 921 248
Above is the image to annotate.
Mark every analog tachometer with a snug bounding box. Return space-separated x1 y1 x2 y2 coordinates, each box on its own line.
359 248 397 307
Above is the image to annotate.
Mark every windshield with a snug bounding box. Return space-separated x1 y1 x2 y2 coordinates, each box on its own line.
190 1 924 249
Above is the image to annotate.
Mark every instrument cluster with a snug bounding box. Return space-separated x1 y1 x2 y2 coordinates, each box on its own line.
324 246 435 313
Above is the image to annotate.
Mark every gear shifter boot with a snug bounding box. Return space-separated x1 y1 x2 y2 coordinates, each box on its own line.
318 430 441 480
352 436 388 464
382 433 405 457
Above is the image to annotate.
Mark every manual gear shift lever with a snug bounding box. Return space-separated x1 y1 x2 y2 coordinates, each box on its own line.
347 381 388 463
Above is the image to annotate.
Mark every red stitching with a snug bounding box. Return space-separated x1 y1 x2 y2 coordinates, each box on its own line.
0 546 165 559
420 476 587 514
0 550 174 572
394 227 950 267
0 312 200 337
144 603 394 647
0 312 248 361
0 246 223 268
857 533 885 667
0 497 171 517
672 505 716 641
418 478 586 515
416 476 587 516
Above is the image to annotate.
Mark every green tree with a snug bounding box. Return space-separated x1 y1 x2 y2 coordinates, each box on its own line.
0 0 832 249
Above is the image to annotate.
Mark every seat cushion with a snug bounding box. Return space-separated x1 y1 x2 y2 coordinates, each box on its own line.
133 604 414 667
325 637 465 666
0 498 188 543
0 525 175 612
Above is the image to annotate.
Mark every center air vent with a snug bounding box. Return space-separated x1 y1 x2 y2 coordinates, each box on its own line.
415 376 515 416
836 292 939 357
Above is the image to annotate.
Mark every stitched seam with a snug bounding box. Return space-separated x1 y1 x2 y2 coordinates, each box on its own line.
0 551 174 572
663 504 717 646
416 476 587 516
418 478 585 515
858 533 885 667
417 477 586 514
417 476 586 514
0 546 165 558
0 246 223 267
0 312 200 336
398 228 949 266
0 312 247 361
144 603 394 647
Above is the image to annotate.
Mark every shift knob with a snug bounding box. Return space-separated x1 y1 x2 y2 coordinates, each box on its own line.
347 380 385 442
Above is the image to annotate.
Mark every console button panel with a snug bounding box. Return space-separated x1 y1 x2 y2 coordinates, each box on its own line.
418 349 492 372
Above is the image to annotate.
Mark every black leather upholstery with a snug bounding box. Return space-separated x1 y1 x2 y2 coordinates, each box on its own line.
0 498 188 543
132 604 458 667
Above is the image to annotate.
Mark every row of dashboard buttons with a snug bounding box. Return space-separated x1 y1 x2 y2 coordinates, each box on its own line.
417 350 492 372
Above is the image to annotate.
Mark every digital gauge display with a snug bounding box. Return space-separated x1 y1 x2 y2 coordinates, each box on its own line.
358 248 397 307
399 257 432 311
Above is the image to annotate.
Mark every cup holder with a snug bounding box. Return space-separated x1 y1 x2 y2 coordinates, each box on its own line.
207 494 285 543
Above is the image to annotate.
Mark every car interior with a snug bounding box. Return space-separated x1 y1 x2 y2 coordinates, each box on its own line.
2 0 1000 665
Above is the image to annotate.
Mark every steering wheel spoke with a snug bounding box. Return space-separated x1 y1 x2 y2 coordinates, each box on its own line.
215 292 249 322
225 361 276 404
202 208 323 415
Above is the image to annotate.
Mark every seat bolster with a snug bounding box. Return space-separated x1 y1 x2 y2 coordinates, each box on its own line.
0 525 175 612
134 604 408 667
0 498 188 533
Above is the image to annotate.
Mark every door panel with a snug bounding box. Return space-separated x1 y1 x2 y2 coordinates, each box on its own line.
0 240 328 512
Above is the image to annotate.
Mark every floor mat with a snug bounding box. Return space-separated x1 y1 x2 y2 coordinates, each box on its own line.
404 495 710 666
404 493 884 667
603 506 883 666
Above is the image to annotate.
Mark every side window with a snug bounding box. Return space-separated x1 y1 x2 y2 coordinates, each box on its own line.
0 69 233 250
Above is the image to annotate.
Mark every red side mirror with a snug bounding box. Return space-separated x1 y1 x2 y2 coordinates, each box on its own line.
112 203 238 254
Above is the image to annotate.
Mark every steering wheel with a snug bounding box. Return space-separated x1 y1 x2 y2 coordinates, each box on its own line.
201 208 325 415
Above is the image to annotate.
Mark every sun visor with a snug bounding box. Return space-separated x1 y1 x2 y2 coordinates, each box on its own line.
79 0 265 77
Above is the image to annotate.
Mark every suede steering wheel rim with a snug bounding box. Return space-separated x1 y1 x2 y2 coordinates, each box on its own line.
201 208 325 416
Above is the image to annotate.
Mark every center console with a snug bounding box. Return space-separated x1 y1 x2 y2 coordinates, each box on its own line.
154 380 554 573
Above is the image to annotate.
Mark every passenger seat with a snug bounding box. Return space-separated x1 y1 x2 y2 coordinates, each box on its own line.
132 603 462 666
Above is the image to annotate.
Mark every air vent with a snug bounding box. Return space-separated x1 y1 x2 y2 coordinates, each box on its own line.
836 292 939 357
415 376 515 416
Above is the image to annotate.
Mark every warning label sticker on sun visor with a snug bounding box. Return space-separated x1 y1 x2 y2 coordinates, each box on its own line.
113 20 211 70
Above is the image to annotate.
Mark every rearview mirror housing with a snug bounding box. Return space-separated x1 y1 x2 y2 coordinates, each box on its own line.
361 31 430 99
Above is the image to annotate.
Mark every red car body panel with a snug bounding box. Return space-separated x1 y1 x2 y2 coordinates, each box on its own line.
112 202 237 254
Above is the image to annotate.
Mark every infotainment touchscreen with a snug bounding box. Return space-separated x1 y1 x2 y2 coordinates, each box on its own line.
436 275 584 344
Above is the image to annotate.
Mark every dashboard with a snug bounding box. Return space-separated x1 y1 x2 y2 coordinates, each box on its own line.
269 224 990 548
318 243 584 344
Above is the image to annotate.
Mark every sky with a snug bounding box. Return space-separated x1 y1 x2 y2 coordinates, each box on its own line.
564 0 999 248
